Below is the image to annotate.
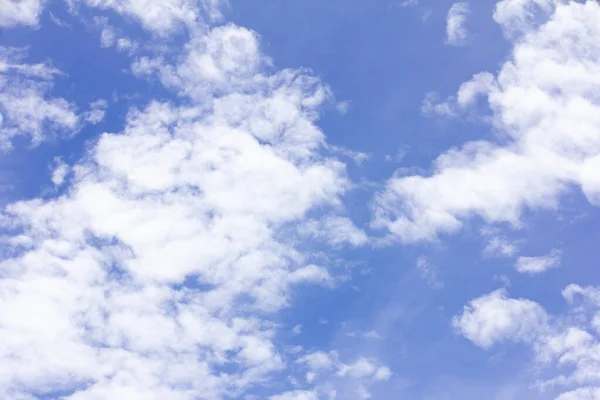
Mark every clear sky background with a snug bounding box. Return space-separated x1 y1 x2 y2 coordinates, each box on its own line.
1 1 600 399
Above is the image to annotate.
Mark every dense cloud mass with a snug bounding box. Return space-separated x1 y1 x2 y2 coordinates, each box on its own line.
0 1 383 399
375 0 600 243
0 0 45 28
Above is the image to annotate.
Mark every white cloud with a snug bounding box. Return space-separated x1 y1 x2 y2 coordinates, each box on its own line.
493 0 555 36
487 239 518 257
416 256 444 290
329 145 369 165
297 351 337 371
0 47 62 79
384 147 407 163
0 2 389 399
0 0 44 28
394 0 419 7
515 249 561 274
483 235 519 258
94 17 137 53
536 328 600 393
0 47 80 149
446 2 471 46
456 285 600 399
134 24 267 103
452 289 548 348
49 12 70 28
593 314 600 335
289 264 334 286
295 352 391 396
51 157 70 187
77 0 224 34
374 1 600 243
83 99 107 124
100 24 116 48
299 216 368 247
373 366 393 381
421 91 457 117
0 10 395 398
116 37 137 53
337 358 390 380
270 390 319 400
556 387 600 400
364 330 383 339
336 100 350 114
455 71 497 108
563 284 600 307
493 274 512 287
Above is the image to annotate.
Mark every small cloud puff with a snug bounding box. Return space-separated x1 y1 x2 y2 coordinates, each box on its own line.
515 249 561 275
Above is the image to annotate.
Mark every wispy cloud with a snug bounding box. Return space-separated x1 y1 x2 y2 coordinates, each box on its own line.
515 249 561 274
0 47 80 149
417 256 444 290
446 2 471 46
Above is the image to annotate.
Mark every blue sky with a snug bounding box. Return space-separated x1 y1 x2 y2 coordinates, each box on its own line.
1 1 600 399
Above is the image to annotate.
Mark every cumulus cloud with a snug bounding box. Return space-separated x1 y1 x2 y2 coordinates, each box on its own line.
374 1 600 243
0 6 391 400
0 0 44 27
0 47 80 149
456 284 600 399
452 289 548 348
515 249 561 274
446 2 471 46
133 24 268 102
0 80 340 398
